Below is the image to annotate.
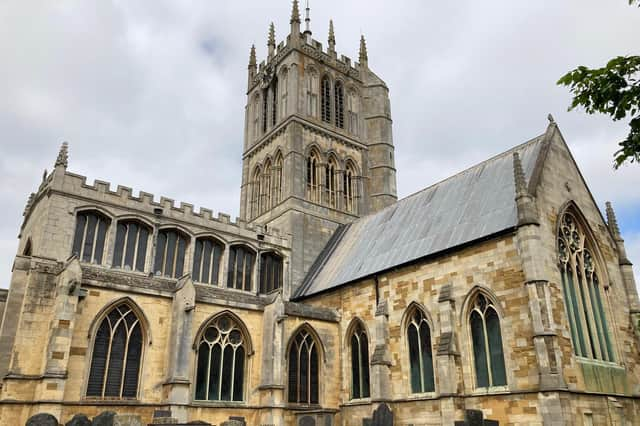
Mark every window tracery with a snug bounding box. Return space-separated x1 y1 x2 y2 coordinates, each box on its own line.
72 210 110 264
406 307 434 393
350 322 370 399
113 220 150 272
306 150 321 203
469 293 506 388
192 237 224 285
227 245 255 291
334 81 345 129
558 210 614 361
194 314 246 402
288 327 320 405
259 252 283 294
86 302 143 399
321 76 331 123
154 229 189 278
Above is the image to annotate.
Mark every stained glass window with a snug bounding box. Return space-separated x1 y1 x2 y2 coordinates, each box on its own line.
407 307 435 393
469 293 506 388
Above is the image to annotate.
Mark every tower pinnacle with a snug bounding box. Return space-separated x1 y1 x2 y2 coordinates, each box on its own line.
268 23 276 57
291 0 301 24
304 0 312 35
513 152 527 197
55 142 69 169
328 20 336 56
359 34 368 67
249 44 256 67
605 201 622 240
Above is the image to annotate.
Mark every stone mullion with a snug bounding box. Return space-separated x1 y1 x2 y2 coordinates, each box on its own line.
335 169 345 211
569 258 594 359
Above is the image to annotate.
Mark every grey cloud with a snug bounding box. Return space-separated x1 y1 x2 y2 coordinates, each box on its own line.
1 0 639 285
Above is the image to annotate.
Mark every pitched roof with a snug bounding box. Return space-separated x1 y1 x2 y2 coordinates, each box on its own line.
294 133 547 299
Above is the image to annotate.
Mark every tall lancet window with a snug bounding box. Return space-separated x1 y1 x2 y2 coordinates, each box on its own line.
262 89 268 133
321 76 332 123
306 150 321 203
334 81 345 129
280 68 288 119
347 90 359 135
271 77 278 127
273 153 284 205
251 167 262 219
350 322 370 399
306 68 318 117
288 327 320 405
253 95 261 141
469 293 507 388
86 302 143 399
72 210 110 264
406 306 435 393
325 156 338 208
344 161 357 213
262 159 273 213
558 209 614 361
194 314 247 402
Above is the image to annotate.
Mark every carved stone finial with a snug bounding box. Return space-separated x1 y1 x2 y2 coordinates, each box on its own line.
290 0 301 24
328 19 335 44
606 201 622 239
248 44 256 67
268 22 276 47
547 113 555 124
55 141 68 169
359 34 368 65
513 152 527 196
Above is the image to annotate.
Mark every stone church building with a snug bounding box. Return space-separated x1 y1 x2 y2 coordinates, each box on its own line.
1 2 639 425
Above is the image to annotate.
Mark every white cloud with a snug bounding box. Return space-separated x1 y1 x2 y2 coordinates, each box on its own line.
1 0 639 285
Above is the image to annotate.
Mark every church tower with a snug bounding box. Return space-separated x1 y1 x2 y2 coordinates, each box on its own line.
239 1 397 293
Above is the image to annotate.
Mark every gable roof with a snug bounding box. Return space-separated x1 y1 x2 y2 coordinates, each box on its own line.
294 133 547 299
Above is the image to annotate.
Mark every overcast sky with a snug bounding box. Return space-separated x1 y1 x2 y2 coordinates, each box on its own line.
0 0 639 288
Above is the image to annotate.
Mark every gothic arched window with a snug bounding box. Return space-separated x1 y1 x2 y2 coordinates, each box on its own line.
406 306 434 393
288 327 320 405
306 150 321 203
271 77 278 127
262 159 273 214
347 90 359 135
259 252 283 294
344 162 357 213
325 156 338 208
280 68 288 119
113 220 151 272
86 302 143 398
469 293 507 388
227 245 255 291
558 209 614 361
321 76 331 123
194 314 247 402
72 210 110 264
251 166 262 219
192 237 224 285
306 68 318 118
262 89 268 133
350 322 370 399
334 81 345 129
253 95 261 141
273 153 284 205
154 229 189 278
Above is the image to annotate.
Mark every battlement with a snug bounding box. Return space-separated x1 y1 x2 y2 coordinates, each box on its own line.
23 166 290 248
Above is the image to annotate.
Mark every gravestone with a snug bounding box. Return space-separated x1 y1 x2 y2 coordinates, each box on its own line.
454 410 499 426
299 416 315 426
92 411 117 426
66 413 91 426
26 413 58 426
372 403 393 426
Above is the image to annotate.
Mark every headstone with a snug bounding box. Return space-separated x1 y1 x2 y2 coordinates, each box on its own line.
26 413 59 426
299 416 315 426
92 411 117 426
66 413 91 426
113 414 143 426
229 417 246 426
372 403 393 426
362 419 373 426
465 410 483 426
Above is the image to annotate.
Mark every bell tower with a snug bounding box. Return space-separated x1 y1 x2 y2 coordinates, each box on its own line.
239 0 397 294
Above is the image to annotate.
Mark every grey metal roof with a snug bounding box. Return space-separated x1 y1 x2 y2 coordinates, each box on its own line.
294 135 546 299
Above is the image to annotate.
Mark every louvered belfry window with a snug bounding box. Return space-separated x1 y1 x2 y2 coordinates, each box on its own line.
321 76 331 123
194 314 246 402
154 229 188 278
350 323 370 399
113 220 150 272
227 246 255 291
72 211 110 264
288 328 319 405
558 210 614 361
86 303 143 399
470 293 507 388
334 81 344 129
407 307 435 393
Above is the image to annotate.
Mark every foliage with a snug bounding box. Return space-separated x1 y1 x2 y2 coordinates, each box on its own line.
558 0 639 168
558 56 640 168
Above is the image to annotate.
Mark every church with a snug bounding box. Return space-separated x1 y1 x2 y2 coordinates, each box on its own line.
1 2 639 425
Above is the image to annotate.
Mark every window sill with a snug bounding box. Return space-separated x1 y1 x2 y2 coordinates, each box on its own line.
191 400 246 408
470 386 509 396
341 398 371 407
576 357 622 369
403 392 437 401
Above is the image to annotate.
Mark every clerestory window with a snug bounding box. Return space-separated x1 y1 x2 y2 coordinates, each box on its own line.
113 220 150 272
154 229 189 278
72 210 110 264
227 245 255 291
192 237 224 285
259 252 283 294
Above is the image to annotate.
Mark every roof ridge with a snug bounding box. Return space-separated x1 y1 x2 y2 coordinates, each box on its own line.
397 133 545 205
